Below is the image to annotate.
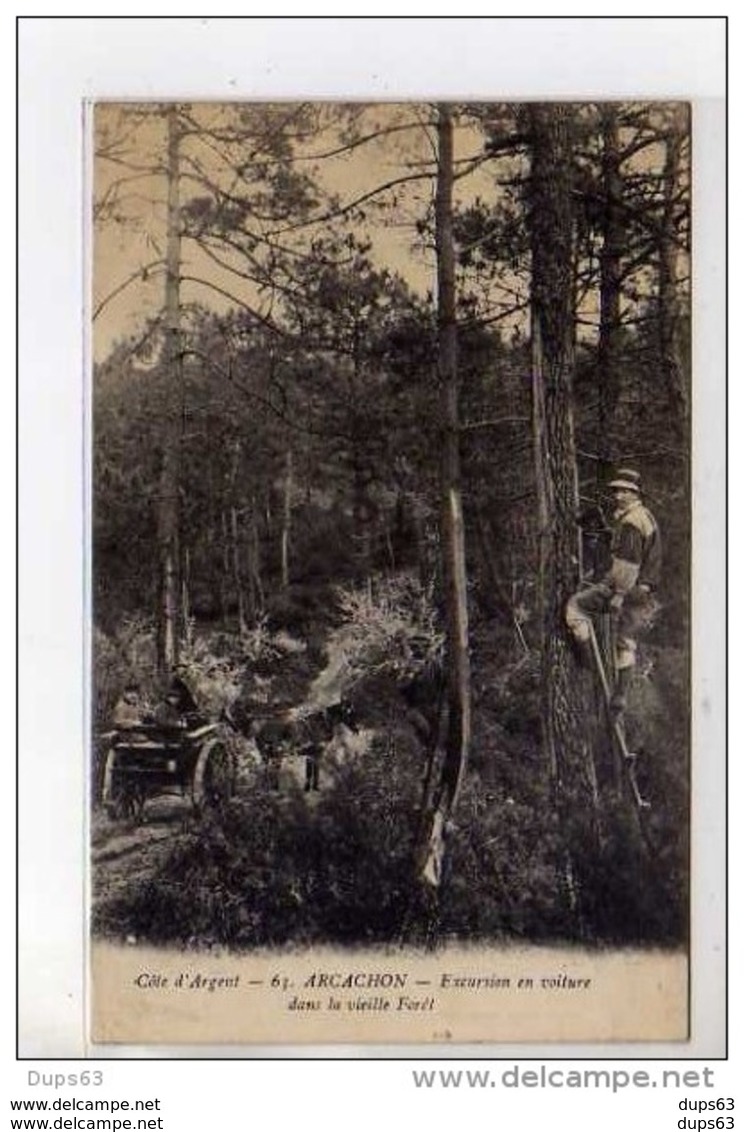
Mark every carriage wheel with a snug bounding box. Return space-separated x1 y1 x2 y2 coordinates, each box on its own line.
101 748 134 820
193 739 235 810
101 748 118 817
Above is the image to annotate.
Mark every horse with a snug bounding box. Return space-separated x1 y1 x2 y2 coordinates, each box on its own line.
238 700 359 791
293 700 359 791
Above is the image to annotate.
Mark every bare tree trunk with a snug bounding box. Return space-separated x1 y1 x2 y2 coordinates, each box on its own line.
529 103 600 922
659 104 689 427
206 450 222 618
230 507 247 634
225 439 250 631
531 310 553 726
247 497 264 619
352 457 375 582
420 103 471 890
597 103 624 471
220 510 231 620
156 104 182 673
281 447 293 589
182 547 192 647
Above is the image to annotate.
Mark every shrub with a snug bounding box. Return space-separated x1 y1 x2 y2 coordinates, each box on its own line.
176 632 245 718
322 572 444 695
93 734 427 948
264 583 342 638
441 791 569 941
93 615 159 723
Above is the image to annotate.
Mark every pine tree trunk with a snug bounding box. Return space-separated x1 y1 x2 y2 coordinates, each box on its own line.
597 103 624 470
352 458 374 582
231 507 247 634
529 103 600 922
156 103 182 673
281 447 293 590
220 510 231 621
659 104 689 427
225 439 251 630
182 547 192 646
419 103 472 890
247 498 263 619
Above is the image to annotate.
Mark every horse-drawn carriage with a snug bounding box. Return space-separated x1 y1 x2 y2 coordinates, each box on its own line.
100 675 356 819
100 719 236 821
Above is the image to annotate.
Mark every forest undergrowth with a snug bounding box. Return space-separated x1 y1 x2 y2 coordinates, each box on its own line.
92 575 688 952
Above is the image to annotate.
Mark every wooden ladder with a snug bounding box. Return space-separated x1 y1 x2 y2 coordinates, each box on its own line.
587 623 650 810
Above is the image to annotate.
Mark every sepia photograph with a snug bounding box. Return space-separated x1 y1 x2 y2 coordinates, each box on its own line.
89 98 694 1046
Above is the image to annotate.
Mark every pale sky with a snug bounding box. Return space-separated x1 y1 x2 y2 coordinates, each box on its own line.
92 100 689 366
92 101 512 361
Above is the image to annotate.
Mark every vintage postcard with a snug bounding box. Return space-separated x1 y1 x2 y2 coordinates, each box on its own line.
89 98 700 1047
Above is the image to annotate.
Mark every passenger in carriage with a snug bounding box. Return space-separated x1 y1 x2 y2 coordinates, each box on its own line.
151 672 202 729
111 683 147 731
151 688 186 729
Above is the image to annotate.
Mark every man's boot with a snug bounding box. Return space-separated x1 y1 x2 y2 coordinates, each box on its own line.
610 666 633 717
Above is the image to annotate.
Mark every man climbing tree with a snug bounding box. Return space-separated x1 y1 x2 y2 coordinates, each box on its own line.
566 467 661 716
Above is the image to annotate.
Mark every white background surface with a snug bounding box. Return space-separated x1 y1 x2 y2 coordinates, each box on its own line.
13 8 731 1120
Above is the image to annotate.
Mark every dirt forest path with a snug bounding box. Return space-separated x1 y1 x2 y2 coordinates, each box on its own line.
90 800 194 922
90 623 353 932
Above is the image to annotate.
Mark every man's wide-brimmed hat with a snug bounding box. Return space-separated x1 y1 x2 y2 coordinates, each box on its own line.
608 467 641 493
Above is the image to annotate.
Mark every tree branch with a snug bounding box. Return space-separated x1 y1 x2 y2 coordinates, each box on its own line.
93 260 166 321
268 171 435 236
179 275 290 339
